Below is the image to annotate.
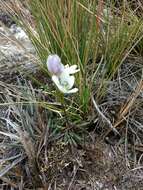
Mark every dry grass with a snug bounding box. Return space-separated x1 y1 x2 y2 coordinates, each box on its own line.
0 58 142 189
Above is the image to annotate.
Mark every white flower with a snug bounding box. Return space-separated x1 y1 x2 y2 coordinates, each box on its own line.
47 55 79 94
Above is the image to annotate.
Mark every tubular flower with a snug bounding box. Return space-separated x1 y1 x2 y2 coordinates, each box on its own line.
47 55 79 94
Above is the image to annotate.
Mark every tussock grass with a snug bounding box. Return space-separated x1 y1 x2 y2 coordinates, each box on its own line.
3 0 143 115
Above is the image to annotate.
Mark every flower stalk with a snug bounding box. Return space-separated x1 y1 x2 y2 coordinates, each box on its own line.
47 54 80 126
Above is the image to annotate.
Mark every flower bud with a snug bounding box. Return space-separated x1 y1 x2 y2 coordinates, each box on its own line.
47 54 64 75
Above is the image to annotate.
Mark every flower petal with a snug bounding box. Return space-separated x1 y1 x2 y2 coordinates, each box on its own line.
52 75 78 94
65 75 75 89
64 65 80 74
66 88 78 94
47 54 64 75
52 75 68 93
59 70 75 89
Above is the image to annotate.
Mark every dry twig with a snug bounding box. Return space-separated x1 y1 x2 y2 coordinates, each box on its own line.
92 95 119 134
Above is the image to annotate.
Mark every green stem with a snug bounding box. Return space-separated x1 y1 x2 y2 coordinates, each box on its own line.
60 94 70 127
